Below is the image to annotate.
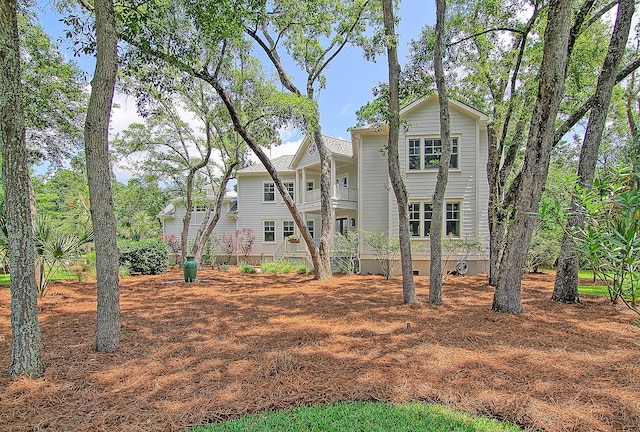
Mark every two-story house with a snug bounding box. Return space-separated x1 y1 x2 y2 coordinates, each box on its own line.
158 94 490 274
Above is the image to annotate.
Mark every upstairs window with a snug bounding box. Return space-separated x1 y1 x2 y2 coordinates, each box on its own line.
284 182 294 201
409 137 459 170
264 182 275 202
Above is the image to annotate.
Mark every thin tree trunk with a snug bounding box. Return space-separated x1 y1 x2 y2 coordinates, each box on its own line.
554 0 635 303
382 0 416 304
1 0 45 377
430 0 452 306
85 0 120 352
493 0 572 314
191 163 237 263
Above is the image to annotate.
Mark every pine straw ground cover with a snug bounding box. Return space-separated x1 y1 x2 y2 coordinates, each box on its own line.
1 268 639 432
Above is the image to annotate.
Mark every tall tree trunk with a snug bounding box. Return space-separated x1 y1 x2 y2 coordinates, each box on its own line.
85 0 120 352
430 0 453 306
493 0 572 314
313 127 335 279
382 0 416 304
554 0 635 303
1 0 44 377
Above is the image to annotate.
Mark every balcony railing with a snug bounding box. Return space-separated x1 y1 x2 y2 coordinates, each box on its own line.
303 187 357 203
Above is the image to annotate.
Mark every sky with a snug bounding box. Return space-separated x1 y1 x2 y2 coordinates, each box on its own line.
35 0 435 176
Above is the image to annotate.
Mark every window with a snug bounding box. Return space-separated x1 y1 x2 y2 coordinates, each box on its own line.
407 201 458 238
283 221 295 238
338 176 348 188
307 220 315 239
408 139 421 170
264 182 275 202
307 181 315 191
264 221 275 242
409 203 420 236
446 202 461 237
410 137 459 170
423 203 433 237
284 182 294 201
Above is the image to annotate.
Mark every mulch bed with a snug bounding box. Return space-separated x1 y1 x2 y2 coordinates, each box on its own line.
1 268 639 431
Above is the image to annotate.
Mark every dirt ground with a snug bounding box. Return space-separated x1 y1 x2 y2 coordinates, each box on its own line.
1 268 639 432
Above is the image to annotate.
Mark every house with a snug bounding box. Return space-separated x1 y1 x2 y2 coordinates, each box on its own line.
158 94 490 274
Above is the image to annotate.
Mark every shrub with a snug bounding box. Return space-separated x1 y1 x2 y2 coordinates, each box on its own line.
238 262 256 273
218 233 236 263
295 264 310 274
218 263 230 271
332 230 359 275
118 237 169 275
236 228 255 260
261 260 293 274
362 230 400 279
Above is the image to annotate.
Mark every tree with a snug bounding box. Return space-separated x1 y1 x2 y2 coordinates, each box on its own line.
19 13 86 168
553 0 636 303
1 0 44 376
381 0 416 304
245 0 380 279
429 0 453 306
83 0 120 352
115 0 324 278
492 0 573 313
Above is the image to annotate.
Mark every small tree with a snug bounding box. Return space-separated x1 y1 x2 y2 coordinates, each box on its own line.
575 166 640 315
363 230 400 279
235 228 255 261
332 230 359 275
218 233 236 264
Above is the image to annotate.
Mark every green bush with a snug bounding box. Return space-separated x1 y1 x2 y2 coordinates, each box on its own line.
238 262 256 273
295 264 310 274
118 237 169 275
261 260 293 274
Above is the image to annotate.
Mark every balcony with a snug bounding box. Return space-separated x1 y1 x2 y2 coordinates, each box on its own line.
304 186 358 204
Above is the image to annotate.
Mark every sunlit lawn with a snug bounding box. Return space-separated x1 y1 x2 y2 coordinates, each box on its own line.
190 401 522 432
0 268 77 285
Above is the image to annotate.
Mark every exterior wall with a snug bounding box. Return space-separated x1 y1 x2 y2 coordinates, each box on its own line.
356 97 490 275
236 172 298 259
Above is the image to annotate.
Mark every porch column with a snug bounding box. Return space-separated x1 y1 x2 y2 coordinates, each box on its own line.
301 168 307 204
295 169 301 204
330 158 337 199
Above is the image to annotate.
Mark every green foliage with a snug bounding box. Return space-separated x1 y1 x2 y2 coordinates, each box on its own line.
575 166 640 314
362 230 399 279
218 263 231 271
332 230 359 275
201 236 218 265
118 237 169 275
19 13 86 167
30 215 93 297
238 262 256 274
295 264 310 275
190 401 522 432
261 260 293 275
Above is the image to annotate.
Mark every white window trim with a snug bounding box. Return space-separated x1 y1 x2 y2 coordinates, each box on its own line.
264 220 276 243
283 220 295 239
263 181 276 203
283 181 295 202
407 199 463 239
306 180 315 191
406 136 461 171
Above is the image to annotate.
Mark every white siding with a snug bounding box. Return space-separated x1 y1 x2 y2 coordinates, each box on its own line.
358 134 389 233
236 173 298 257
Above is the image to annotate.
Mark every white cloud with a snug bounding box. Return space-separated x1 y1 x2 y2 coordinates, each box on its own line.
340 103 352 115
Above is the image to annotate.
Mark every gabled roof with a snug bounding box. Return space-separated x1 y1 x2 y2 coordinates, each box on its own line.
237 154 295 175
351 93 489 134
290 134 353 168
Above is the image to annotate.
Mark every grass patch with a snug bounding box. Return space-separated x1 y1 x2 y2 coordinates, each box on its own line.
0 268 77 285
261 260 293 274
191 401 522 432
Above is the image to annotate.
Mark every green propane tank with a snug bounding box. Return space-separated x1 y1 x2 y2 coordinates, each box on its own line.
183 256 198 282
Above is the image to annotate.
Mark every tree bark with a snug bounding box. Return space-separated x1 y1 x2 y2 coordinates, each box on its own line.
85 0 120 352
191 162 237 263
382 0 416 304
313 127 335 279
553 0 635 303
1 0 45 377
493 0 572 314
430 0 453 306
